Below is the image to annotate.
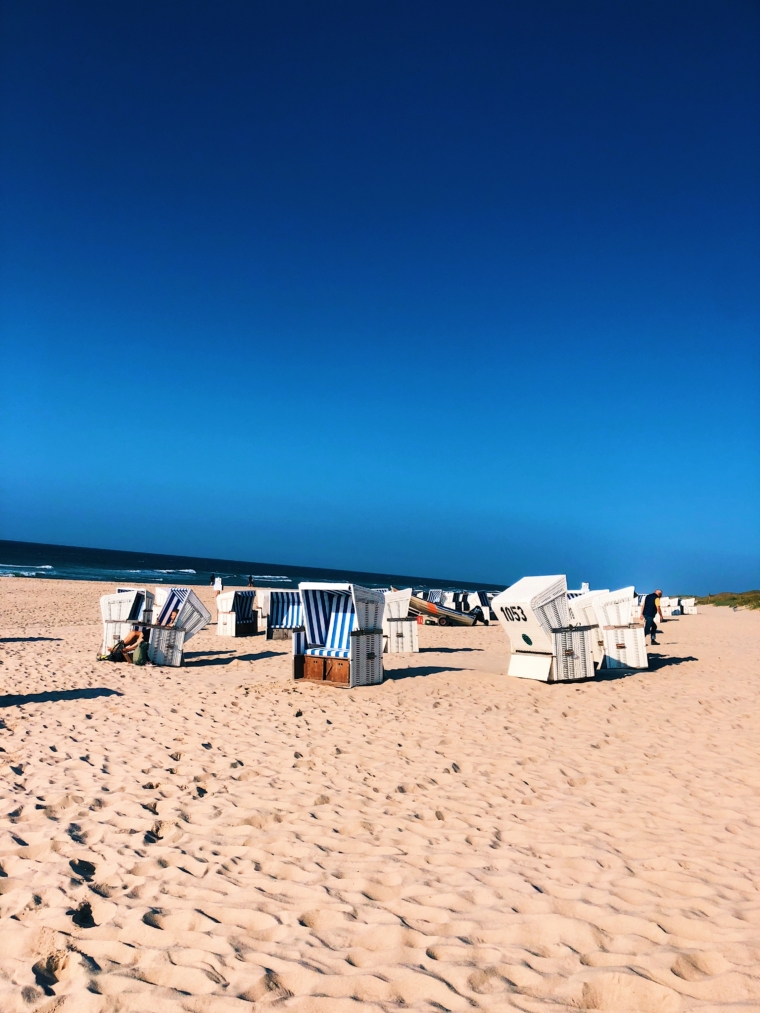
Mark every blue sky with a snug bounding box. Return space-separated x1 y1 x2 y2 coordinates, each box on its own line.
1 0 758 592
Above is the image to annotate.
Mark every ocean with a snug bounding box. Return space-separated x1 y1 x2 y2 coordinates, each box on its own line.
0 540 502 593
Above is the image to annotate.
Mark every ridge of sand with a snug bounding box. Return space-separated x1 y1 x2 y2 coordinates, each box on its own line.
0 578 758 1012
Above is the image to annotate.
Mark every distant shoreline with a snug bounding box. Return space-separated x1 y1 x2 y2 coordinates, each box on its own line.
0 538 504 592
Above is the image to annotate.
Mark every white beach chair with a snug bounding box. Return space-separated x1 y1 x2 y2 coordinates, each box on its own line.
293 583 384 687
266 590 304 640
382 588 418 654
100 588 155 654
216 590 258 637
492 575 595 682
592 587 636 628
601 628 649 670
592 587 648 671
100 588 154 623
113 587 155 623
567 589 609 664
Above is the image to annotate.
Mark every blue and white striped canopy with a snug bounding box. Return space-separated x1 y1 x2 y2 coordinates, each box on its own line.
157 588 189 625
301 588 356 658
231 591 256 621
268 590 303 629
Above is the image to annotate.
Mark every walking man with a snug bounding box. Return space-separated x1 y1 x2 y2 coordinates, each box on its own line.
640 588 663 645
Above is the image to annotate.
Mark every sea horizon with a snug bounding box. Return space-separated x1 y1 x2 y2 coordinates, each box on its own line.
0 538 505 593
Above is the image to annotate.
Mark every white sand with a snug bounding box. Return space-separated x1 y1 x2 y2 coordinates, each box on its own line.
0 578 758 1012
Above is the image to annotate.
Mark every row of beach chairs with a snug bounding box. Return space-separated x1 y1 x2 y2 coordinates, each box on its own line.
99 583 419 680
101 577 687 686
491 577 673 682
99 587 212 666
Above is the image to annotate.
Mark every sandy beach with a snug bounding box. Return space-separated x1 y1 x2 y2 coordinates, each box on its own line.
0 579 758 1013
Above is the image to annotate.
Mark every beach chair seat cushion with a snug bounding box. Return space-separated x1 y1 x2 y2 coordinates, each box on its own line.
304 646 351 659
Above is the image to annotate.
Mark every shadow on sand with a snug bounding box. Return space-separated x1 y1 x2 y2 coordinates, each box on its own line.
383 665 461 681
0 637 63 643
419 647 483 654
595 654 698 681
184 650 281 667
647 653 699 671
0 687 122 709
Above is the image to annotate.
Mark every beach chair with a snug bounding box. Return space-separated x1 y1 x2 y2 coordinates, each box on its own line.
467 590 494 623
601 627 649 670
492 575 595 682
293 583 384 687
216 590 258 637
266 590 304 640
100 588 155 654
147 588 211 666
100 588 153 623
567 589 609 664
592 587 636 627
113 587 154 623
591 587 648 671
382 588 418 654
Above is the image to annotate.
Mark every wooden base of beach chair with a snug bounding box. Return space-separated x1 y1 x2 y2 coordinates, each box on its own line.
303 656 324 681
326 658 350 684
296 655 351 686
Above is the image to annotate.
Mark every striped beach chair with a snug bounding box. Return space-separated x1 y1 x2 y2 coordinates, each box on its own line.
266 590 304 640
466 590 494 624
294 583 384 687
217 590 258 637
148 588 211 666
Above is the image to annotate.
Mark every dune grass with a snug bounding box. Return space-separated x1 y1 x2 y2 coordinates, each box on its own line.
696 590 760 610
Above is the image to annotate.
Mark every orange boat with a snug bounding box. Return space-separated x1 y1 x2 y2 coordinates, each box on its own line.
408 594 477 627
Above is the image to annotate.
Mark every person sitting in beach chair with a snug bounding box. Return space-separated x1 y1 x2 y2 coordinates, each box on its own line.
100 626 149 664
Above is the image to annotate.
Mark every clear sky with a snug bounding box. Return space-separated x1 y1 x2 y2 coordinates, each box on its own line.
1 0 758 592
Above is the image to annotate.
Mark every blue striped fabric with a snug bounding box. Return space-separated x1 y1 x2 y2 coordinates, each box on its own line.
292 630 307 656
157 588 189 625
427 589 443 604
268 591 303 629
232 591 256 621
302 589 355 659
325 593 355 652
301 589 334 645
